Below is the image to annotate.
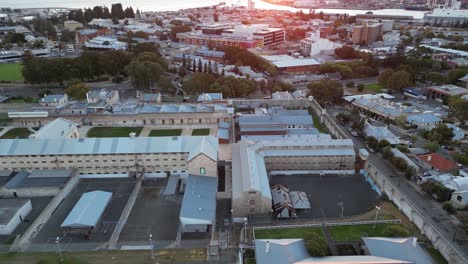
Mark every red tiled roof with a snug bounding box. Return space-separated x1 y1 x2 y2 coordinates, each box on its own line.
416 153 458 172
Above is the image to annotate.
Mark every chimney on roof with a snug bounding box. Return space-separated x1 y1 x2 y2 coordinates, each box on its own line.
412 237 417 247
265 241 270 253
428 155 432 162
129 132 136 138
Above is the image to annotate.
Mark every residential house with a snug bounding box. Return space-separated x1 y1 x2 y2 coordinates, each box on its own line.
451 188 468 209
406 113 442 130
416 153 459 173
40 94 68 108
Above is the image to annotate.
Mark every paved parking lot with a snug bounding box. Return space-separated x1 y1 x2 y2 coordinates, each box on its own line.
119 187 182 243
269 174 378 219
32 178 135 247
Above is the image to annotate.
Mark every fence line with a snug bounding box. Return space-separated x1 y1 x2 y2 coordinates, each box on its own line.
253 219 401 231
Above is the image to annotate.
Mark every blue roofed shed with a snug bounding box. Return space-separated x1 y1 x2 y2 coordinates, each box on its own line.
180 175 217 233
61 190 112 229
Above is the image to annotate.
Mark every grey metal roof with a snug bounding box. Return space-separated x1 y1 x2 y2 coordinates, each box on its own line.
61 190 112 228
363 237 434 264
0 136 218 162
180 175 217 225
254 239 309 264
0 199 31 225
406 113 442 124
33 118 78 139
41 94 66 103
4 171 30 189
28 169 74 178
296 256 412 263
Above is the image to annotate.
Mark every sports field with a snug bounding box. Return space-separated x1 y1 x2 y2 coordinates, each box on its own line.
0 63 23 81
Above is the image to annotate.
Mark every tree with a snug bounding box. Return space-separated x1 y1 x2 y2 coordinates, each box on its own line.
197 59 203 73
93 6 104 18
111 3 125 19
304 232 328 257
157 76 175 94
387 70 412 91
3 32 25 43
308 79 343 105
357 83 364 92
346 81 355 88
448 96 468 121
170 25 192 40
100 50 130 76
182 72 216 94
426 124 454 145
366 136 378 149
425 72 447 85
124 7 135 18
127 52 166 90
378 69 394 86
382 226 410 237
447 68 468 84
65 83 89 100
334 45 357 59
378 139 391 150
423 142 440 152
178 67 187 78
133 42 160 56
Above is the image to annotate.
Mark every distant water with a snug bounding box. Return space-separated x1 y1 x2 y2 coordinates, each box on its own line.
0 0 427 19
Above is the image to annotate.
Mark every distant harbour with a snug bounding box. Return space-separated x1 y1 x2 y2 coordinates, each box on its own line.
0 0 428 19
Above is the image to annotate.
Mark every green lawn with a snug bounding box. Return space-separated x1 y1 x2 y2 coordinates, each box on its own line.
0 127 32 139
87 127 143 138
148 129 182 137
0 63 23 81
255 227 324 240
364 83 384 93
191 128 210 136
245 258 256 264
328 224 401 242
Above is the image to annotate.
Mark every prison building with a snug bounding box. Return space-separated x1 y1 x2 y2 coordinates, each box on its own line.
231 134 355 217
0 136 218 177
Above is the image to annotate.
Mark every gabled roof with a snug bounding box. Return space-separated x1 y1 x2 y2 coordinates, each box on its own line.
32 118 78 139
255 239 310 264
363 237 434 264
416 153 458 173
61 191 112 228
180 175 217 225
0 136 218 162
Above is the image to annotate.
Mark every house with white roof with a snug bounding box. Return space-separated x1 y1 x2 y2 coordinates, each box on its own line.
364 121 401 145
31 118 79 139
406 113 442 130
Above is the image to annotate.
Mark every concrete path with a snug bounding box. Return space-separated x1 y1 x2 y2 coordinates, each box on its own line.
322 226 339 256
0 126 13 138
108 177 142 249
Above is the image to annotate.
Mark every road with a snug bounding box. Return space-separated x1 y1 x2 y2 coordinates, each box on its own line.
326 106 468 255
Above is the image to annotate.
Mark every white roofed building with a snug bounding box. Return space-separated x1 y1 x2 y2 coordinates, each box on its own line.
31 118 79 139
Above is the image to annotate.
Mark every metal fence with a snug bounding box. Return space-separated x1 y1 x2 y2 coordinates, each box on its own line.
252 219 402 240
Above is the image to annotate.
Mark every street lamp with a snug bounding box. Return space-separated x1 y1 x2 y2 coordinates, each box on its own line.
56 236 63 262
243 217 248 243
373 206 381 228
149 233 154 259
337 202 344 218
